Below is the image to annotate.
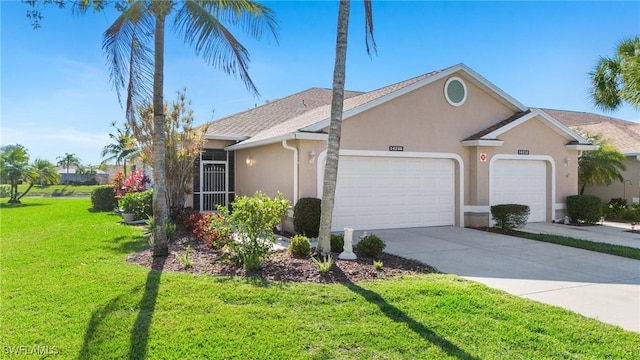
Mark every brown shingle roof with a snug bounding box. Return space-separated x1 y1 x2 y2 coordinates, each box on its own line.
203 88 364 138
540 108 640 153
462 111 531 141
235 69 449 146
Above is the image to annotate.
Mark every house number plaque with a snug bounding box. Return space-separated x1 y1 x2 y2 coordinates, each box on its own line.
389 146 404 151
518 150 530 155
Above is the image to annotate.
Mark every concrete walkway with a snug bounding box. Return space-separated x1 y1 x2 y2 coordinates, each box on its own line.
522 222 640 249
352 226 640 333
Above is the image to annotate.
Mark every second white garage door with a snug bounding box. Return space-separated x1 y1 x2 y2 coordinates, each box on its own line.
491 159 547 222
332 156 455 231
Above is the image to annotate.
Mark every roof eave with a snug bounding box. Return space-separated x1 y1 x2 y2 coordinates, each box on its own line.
224 132 328 151
565 144 598 151
461 139 504 147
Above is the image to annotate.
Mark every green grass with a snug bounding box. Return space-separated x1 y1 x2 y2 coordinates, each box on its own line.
514 231 640 260
1 199 639 359
2 184 103 198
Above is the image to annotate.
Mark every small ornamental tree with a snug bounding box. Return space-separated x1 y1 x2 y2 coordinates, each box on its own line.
218 191 290 270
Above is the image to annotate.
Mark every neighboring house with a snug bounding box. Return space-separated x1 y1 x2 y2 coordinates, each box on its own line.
542 108 640 204
57 167 109 185
189 63 594 232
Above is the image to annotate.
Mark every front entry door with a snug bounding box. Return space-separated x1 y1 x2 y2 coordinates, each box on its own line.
200 160 228 212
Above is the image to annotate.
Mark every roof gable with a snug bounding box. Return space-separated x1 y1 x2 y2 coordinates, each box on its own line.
462 109 591 145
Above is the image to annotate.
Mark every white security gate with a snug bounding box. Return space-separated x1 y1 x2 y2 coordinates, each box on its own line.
332 156 455 231
491 160 547 222
200 161 228 212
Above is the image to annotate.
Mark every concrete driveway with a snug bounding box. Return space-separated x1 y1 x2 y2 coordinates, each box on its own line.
356 226 640 333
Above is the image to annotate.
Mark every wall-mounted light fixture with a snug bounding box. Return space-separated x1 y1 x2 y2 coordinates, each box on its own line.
309 150 316 164
246 156 255 167
564 157 571 167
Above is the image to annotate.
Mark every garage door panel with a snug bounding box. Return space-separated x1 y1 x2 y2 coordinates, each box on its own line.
492 160 546 222
332 156 455 231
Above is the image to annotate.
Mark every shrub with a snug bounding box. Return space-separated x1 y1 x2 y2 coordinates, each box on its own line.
91 185 117 211
288 235 311 257
205 213 233 250
171 207 201 232
218 192 291 271
119 189 153 220
621 208 640 223
373 260 384 271
607 198 628 219
490 204 530 231
293 197 321 238
176 245 193 269
567 195 602 224
0 184 11 198
330 233 344 253
356 233 386 258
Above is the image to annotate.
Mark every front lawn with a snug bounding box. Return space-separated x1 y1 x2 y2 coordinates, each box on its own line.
1 199 638 359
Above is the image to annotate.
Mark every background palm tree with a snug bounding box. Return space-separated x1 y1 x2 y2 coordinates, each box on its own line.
578 134 627 194
95 0 278 256
32 158 60 186
101 121 138 177
589 35 640 111
318 0 376 255
56 152 81 184
0 144 35 203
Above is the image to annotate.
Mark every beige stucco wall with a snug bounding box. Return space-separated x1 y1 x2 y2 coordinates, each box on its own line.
235 143 294 201
198 73 583 229
584 156 640 204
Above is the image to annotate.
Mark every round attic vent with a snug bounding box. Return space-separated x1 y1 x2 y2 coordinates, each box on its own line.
444 76 467 107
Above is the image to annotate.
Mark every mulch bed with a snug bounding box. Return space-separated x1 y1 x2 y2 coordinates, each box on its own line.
126 236 438 284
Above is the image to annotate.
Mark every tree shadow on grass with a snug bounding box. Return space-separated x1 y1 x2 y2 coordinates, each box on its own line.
76 256 166 360
129 256 166 359
0 202 49 209
106 235 149 255
333 267 479 360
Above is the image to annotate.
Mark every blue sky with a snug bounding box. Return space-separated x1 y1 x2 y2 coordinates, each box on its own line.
1 1 639 165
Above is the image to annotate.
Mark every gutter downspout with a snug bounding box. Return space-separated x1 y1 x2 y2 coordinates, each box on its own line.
282 140 298 205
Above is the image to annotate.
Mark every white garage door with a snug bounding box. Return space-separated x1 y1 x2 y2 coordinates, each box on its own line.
492 160 547 222
332 156 455 231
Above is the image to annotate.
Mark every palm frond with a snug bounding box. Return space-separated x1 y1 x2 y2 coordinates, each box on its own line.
363 0 377 56
103 1 154 123
174 0 278 95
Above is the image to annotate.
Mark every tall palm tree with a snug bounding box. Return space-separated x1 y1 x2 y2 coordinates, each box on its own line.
318 0 376 255
56 152 81 184
579 134 627 194
589 36 640 111
95 0 277 256
101 121 138 176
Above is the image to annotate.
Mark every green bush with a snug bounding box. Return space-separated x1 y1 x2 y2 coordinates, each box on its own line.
288 235 311 257
119 190 153 220
91 185 117 211
293 197 321 238
0 184 11 198
218 191 291 271
356 233 386 258
607 198 628 219
621 208 640 223
491 204 530 231
567 195 602 224
330 233 344 253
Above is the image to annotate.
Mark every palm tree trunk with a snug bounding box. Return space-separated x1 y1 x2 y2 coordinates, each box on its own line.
151 4 170 257
318 0 350 255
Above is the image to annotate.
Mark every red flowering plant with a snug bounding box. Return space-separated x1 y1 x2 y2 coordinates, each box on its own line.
113 169 150 198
